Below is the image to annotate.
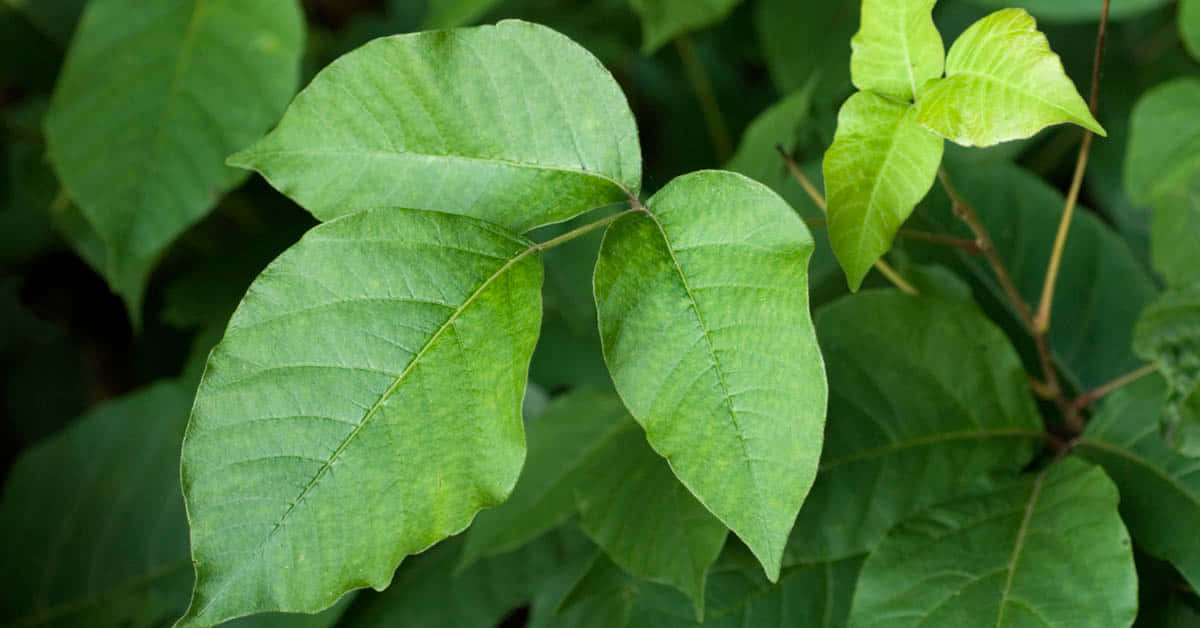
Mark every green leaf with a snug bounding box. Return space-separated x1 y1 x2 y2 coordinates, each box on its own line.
0 382 194 627
790 291 1045 563
461 391 632 568
576 420 728 618
755 0 859 98
1135 285 1200 447
593 170 826 581
629 0 742 53
1078 374 1200 591
422 0 503 28
726 83 815 183
1184 0 1200 62
230 20 642 233
338 527 593 627
177 208 543 626
913 9 1105 147
964 0 1170 23
849 458 1137 627
823 91 944 291
1149 182 1200 289
850 0 943 102
913 160 1157 390
44 0 304 320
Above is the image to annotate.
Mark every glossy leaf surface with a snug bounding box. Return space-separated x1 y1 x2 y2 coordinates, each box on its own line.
850 0 943 102
850 458 1137 627
44 0 304 318
823 91 944 290
594 170 826 581
178 208 543 626
230 20 641 233
791 291 1044 563
914 9 1104 146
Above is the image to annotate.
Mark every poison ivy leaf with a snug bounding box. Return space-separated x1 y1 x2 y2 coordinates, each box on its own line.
422 0 504 28
964 0 1171 23
177 208 543 626
1079 374 1200 590
850 0 943 102
913 9 1104 147
44 0 304 320
1135 285 1200 445
576 421 728 618
911 160 1157 391
230 20 642 233
338 527 593 627
755 0 859 98
461 391 632 568
593 170 827 581
824 91 944 290
790 291 1045 563
1184 0 1200 62
629 0 742 53
849 458 1137 627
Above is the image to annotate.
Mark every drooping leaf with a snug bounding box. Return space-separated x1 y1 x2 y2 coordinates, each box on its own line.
1079 374 1200 590
1184 0 1200 62
1135 285 1200 447
913 9 1105 147
593 170 826 581
338 527 593 627
43 0 304 319
177 208 543 626
422 0 504 28
964 0 1170 23
850 0 943 102
754 0 859 98
911 160 1157 391
849 458 1138 627
576 420 728 618
789 291 1045 563
1125 79 1200 287
629 0 742 53
230 20 642 233
460 391 632 568
823 91 944 290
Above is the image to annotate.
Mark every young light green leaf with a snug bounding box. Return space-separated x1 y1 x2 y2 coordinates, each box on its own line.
629 0 742 53
177 208 543 627
593 170 826 581
44 0 304 320
1078 374 1200 591
1184 0 1200 62
964 0 1170 22
790 291 1045 563
230 20 641 233
823 91 944 291
1134 285 1200 442
850 0 943 102
460 391 633 568
576 422 728 619
849 458 1137 627
913 9 1105 147
422 0 503 28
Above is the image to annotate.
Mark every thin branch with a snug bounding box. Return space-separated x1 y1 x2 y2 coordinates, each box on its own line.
535 207 637 251
675 35 732 162
1033 0 1111 334
776 146 918 295
1072 363 1158 411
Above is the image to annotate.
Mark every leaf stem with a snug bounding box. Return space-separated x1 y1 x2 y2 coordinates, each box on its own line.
676 35 733 162
777 146 918 295
1072 363 1158 411
1033 0 1111 334
534 207 638 251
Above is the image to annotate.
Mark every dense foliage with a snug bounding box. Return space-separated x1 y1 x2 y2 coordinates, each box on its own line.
1 0 1198 626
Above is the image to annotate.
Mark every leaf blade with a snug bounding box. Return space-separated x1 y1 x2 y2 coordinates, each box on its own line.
850 0 943 102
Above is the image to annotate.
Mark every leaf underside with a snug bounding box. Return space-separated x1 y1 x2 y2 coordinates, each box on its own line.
177 208 543 627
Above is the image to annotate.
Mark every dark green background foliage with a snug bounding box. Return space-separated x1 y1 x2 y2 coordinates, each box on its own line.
1 0 1198 626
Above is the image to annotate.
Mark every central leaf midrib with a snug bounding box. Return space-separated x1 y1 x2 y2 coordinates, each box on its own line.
639 208 774 557
193 239 537 616
994 469 1046 627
